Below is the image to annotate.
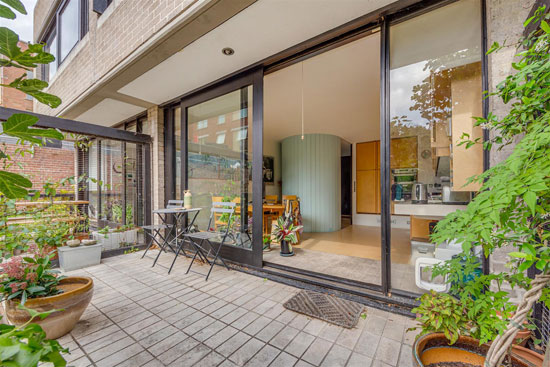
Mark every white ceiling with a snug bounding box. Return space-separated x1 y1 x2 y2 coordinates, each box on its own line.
76 98 146 126
264 33 380 146
117 0 397 105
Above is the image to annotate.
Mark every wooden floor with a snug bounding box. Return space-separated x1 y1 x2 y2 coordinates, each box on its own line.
292 222 411 265
263 222 421 290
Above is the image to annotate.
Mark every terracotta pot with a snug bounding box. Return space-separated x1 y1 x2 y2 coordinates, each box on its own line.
510 345 544 367
496 311 532 347
5 277 93 339
412 333 534 367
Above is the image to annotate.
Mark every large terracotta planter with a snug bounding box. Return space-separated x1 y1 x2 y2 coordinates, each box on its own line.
412 333 537 367
4 277 93 339
511 345 544 367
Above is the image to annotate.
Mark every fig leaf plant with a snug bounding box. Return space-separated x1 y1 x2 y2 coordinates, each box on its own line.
0 0 69 366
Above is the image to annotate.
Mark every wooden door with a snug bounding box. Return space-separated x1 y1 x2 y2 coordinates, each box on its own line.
356 141 379 170
356 169 379 214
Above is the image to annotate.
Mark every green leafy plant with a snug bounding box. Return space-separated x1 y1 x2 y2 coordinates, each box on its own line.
0 305 68 367
410 291 471 345
417 6 550 366
0 248 65 305
271 216 303 252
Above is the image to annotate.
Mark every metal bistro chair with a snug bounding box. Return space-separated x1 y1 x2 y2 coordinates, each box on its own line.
141 200 184 259
177 202 236 280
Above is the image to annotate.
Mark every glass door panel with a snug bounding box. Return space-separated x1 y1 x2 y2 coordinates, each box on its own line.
187 86 254 249
389 0 482 293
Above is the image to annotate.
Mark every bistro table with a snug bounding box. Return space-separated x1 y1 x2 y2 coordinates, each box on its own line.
151 207 201 268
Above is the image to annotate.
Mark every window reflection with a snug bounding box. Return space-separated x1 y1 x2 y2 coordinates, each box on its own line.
389 0 482 293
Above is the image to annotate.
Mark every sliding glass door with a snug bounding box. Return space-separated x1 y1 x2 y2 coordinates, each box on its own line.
187 86 254 248
388 0 483 294
167 69 264 267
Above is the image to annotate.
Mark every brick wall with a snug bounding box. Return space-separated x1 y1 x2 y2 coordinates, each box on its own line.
1 143 76 191
0 41 33 112
34 0 199 116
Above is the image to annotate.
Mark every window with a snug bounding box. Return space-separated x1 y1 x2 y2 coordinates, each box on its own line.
197 120 208 129
92 0 113 15
45 30 58 80
216 132 226 144
41 0 88 82
234 128 248 141
60 0 79 61
232 109 247 121
197 134 209 145
218 115 226 124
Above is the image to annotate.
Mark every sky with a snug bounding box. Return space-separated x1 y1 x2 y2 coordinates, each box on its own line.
0 0 37 43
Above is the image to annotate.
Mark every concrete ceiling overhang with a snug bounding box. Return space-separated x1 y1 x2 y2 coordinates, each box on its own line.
65 0 257 122
71 0 401 126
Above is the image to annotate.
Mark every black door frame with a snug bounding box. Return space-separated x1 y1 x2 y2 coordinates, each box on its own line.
162 0 488 299
165 67 264 268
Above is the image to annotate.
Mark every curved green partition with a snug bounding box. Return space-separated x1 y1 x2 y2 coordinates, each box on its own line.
281 134 341 232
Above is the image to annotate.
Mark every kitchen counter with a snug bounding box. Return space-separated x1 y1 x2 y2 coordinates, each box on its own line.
393 201 468 218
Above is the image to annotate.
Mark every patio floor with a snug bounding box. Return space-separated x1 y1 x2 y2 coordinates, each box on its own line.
57 250 419 367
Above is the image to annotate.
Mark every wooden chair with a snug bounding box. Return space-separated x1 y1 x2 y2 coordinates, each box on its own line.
263 195 278 234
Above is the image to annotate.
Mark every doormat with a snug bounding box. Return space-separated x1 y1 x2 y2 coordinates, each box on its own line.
283 290 365 329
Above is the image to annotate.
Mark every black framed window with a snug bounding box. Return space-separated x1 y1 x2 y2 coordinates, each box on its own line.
41 0 88 82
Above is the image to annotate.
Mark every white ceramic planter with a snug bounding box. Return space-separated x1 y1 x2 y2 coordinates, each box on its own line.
92 232 114 251
92 229 138 250
58 244 102 271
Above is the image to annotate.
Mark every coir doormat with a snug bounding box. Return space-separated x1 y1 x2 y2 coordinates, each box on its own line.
283 290 364 329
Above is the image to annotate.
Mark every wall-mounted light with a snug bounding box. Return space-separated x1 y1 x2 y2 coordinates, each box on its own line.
222 47 235 56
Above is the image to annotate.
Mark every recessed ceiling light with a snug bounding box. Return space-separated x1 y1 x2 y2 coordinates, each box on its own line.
222 47 235 56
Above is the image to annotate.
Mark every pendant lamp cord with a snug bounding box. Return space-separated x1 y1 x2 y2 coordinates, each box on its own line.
301 61 304 140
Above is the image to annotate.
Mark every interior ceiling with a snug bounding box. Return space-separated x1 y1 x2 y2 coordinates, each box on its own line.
116 0 397 105
264 33 381 146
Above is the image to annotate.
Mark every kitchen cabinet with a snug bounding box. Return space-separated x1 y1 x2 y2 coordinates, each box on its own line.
356 141 380 214
451 63 483 191
356 169 380 214
356 141 379 170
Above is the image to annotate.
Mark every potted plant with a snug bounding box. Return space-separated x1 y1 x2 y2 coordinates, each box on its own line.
0 245 94 339
271 216 302 257
411 6 550 367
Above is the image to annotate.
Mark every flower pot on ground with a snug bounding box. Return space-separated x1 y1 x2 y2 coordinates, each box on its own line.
412 333 535 367
280 240 294 256
271 216 302 257
5 277 93 339
58 243 102 271
0 249 94 339
510 345 544 367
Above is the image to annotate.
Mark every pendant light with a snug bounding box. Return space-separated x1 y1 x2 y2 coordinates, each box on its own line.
301 61 305 140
